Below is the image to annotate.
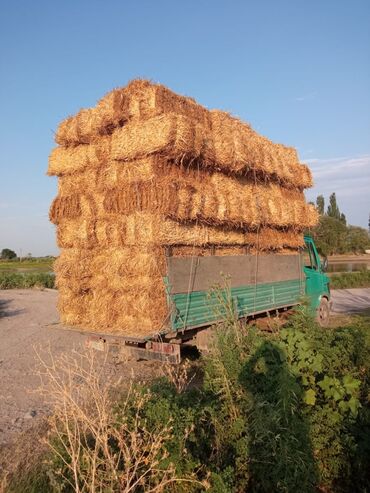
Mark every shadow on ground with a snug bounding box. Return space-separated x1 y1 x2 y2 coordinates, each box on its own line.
0 298 25 318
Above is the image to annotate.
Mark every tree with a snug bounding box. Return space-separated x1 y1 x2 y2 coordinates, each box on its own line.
316 195 325 215
345 226 370 253
1 248 17 260
327 193 340 220
310 216 348 256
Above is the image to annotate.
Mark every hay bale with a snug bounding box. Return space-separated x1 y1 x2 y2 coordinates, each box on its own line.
48 136 111 176
56 213 305 250
50 157 318 229
57 281 169 337
109 113 312 188
52 80 312 189
110 113 205 163
55 79 211 146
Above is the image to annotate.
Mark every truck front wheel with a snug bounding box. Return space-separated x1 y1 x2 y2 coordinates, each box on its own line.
316 298 330 327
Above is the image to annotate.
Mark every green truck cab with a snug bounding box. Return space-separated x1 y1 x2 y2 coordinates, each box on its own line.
303 235 331 325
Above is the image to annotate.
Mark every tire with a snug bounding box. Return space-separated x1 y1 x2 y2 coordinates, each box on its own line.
316 298 330 327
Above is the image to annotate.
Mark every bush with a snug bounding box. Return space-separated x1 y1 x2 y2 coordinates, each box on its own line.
0 272 55 289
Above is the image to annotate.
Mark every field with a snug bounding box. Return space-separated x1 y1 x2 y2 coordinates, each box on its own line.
0 258 55 289
0 258 54 273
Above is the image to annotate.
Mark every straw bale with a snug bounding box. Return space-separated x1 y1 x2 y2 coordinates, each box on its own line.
57 281 169 337
204 110 309 185
53 80 313 189
110 113 205 163
48 136 111 176
110 113 312 188
55 79 210 146
56 213 304 250
56 158 155 195
51 164 318 229
49 194 81 223
57 287 94 327
88 287 169 336
55 247 166 294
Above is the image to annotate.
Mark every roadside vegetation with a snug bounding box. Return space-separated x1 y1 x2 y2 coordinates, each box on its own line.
0 255 55 289
330 270 370 289
0 272 55 289
4 306 370 493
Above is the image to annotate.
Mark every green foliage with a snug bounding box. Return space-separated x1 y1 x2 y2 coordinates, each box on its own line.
0 272 55 289
5 465 51 493
311 215 348 256
327 192 346 224
1 248 17 259
311 215 370 256
316 195 325 215
330 270 370 289
310 193 369 255
346 225 370 253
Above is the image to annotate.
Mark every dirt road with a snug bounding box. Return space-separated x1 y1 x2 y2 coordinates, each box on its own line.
0 289 85 445
0 289 161 447
331 287 370 315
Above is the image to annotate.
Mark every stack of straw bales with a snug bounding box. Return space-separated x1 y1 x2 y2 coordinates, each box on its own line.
49 80 317 337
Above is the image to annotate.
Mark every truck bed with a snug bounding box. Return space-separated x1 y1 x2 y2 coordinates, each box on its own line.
166 253 305 332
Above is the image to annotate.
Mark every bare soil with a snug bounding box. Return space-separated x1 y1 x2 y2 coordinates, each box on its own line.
0 289 163 449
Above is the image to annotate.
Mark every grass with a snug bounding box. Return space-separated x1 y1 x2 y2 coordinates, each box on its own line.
0 258 54 273
330 270 370 289
0 272 55 289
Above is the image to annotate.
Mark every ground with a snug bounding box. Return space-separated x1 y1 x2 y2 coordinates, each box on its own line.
0 289 163 449
0 287 369 449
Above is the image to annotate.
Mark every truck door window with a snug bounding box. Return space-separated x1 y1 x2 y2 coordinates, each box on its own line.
303 244 318 270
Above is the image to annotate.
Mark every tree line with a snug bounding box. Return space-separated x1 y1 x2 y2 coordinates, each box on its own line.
308 193 370 256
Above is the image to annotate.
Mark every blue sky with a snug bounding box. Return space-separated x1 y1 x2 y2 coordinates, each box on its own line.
0 0 369 256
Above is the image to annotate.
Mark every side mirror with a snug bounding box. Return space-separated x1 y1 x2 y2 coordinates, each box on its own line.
322 257 328 272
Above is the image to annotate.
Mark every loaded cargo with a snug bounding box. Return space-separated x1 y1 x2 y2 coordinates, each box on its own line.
48 80 330 361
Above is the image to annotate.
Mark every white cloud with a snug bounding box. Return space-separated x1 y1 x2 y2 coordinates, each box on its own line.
304 154 370 228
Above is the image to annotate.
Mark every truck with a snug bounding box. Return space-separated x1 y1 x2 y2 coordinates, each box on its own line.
87 235 330 363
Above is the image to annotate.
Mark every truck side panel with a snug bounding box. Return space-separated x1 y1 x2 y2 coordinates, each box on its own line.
168 278 304 331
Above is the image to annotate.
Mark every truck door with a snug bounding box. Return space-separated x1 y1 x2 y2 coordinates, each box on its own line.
303 239 323 311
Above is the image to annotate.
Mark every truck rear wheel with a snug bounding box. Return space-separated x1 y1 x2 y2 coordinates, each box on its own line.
316 298 330 327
